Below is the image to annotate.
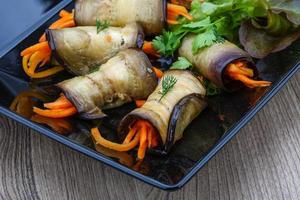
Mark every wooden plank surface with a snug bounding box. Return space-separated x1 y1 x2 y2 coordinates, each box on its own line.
0 72 299 200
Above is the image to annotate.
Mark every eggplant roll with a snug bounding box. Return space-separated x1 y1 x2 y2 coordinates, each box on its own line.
56 49 157 119
74 0 166 36
47 23 143 75
119 70 207 153
179 34 257 90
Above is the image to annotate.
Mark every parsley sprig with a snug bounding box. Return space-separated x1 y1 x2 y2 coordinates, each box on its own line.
152 0 265 56
158 76 177 101
96 19 110 34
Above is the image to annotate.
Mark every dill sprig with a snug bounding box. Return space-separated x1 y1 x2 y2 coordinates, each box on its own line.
158 75 177 101
96 19 110 33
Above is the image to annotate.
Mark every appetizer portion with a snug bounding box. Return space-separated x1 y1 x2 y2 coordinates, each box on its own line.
47 23 143 75
20 10 75 79
91 70 207 160
75 0 193 36
33 49 158 119
179 35 271 90
75 0 166 36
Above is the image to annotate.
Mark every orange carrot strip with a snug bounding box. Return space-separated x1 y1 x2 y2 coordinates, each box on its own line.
227 63 254 77
135 100 146 108
147 127 153 148
23 54 64 78
152 67 164 79
28 51 51 74
39 14 75 42
91 127 140 152
59 10 72 18
57 19 76 29
137 124 148 160
44 95 74 110
49 15 74 29
33 107 77 118
229 73 272 88
29 66 64 79
20 42 50 56
167 3 193 20
123 126 138 144
142 41 160 57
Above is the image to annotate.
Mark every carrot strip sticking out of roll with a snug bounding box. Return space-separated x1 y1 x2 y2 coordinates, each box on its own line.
20 10 75 79
142 41 160 57
33 94 77 118
225 61 271 88
167 3 193 25
91 120 159 160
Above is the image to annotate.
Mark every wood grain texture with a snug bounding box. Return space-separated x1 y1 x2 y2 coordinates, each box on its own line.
0 72 299 200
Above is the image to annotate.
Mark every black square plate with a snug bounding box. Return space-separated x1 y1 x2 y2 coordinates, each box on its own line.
0 0 299 190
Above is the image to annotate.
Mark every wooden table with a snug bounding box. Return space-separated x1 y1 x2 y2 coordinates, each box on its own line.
0 73 299 200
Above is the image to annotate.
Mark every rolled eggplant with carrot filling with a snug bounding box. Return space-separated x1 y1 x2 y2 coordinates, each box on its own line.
75 0 193 36
91 70 207 160
179 34 272 90
21 23 143 77
33 49 158 119
47 23 143 75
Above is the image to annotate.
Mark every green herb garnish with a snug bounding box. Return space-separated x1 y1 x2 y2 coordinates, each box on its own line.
152 0 270 56
158 76 177 101
170 57 193 70
96 19 110 33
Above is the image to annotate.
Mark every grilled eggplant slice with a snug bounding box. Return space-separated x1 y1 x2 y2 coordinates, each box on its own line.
56 49 157 119
179 34 257 91
74 0 166 36
47 23 144 75
119 70 207 153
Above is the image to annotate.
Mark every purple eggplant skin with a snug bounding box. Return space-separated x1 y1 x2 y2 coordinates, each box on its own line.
56 49 158 120
46 23 144 76
74 0 167 36
118 70 207 154
179 34 257 91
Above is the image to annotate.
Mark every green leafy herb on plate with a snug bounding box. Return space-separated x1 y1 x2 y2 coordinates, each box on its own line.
171 57 193 70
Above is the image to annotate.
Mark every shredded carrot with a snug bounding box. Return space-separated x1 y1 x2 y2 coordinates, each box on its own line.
39 10 75 42
33 107 77 118
225 61 272 88
135 100 146 108
229 74 272 88
44 95 73 109
152 67 164 79
20 9 74 79
26 66 64 79
59 10 72 18
22 54 63 79
227 63 254 77
20 41 50 56
147 127 152 148
123 126 138 144
142 41 160 57
167 3 193 25
92 120 160 160
137 124 148 160
91 127 141 152
28 51 51 74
